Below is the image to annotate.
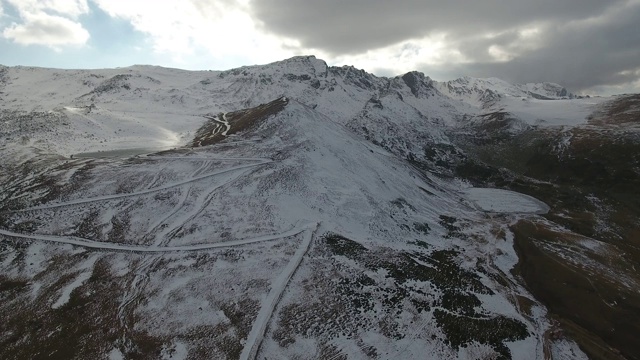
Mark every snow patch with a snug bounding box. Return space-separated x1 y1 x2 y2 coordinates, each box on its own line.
51 254 99 309
160 341 188 360
24 241 49 277
550 339 589 359
108 348 124 360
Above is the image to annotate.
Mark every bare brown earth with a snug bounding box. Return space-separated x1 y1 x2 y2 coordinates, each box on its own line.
511 220 640 360
588 94 640 126
0 245 265 360
191 97 288 147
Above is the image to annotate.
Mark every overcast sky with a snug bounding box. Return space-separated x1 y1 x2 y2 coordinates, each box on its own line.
1 0 639 95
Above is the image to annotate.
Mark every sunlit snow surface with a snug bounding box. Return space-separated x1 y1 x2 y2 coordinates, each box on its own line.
501 97 608 127
465 188 550 214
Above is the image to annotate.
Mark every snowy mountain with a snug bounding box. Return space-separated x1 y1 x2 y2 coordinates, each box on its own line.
435 76 575 108
0 56 638 360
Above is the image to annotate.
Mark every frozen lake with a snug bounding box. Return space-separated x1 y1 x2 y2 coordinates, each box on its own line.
465 188 550 214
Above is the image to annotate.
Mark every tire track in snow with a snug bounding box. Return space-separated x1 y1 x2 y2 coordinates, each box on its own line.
146 158 258 246
149 156 267 162
145 159 206 190
144 186 191 246
13 159 271 212
152 166 254 247
240 222 318 360
116 255 162 353
144 168 165 190
159 166 255 246
117 256 158 322
144 160 210 244
145 159 215 244
189 160 210 177
0 223 313 253
118 256 157 321
172 138 262 150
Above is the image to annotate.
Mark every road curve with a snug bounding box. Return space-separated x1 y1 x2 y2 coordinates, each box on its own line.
15 160 271 212
240 223 318 360
0 223 315 253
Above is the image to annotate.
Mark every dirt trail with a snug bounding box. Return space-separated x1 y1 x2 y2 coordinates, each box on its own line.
14 158 270 212
0 223 313 253
240 223 318 360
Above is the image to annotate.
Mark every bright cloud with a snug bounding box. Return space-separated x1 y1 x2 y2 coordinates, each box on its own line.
3 11 89 47
2 0 90 48
326 34 467 76
91 0 296 66
7 0 89 18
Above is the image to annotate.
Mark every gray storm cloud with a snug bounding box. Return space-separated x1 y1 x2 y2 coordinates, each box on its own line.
250 0 640 92
429 2 640 92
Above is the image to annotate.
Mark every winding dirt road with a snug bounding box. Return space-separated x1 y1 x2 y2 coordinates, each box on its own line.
0 223 313 252
0 150 318 360
14 158 271 212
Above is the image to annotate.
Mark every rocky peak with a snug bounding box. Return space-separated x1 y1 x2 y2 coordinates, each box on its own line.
522 82 574 99
400 71 436 98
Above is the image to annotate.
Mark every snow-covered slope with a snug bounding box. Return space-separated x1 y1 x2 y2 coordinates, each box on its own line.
435 76 575 108
431 75 611 133
1 56 607 160
1 56 636 360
